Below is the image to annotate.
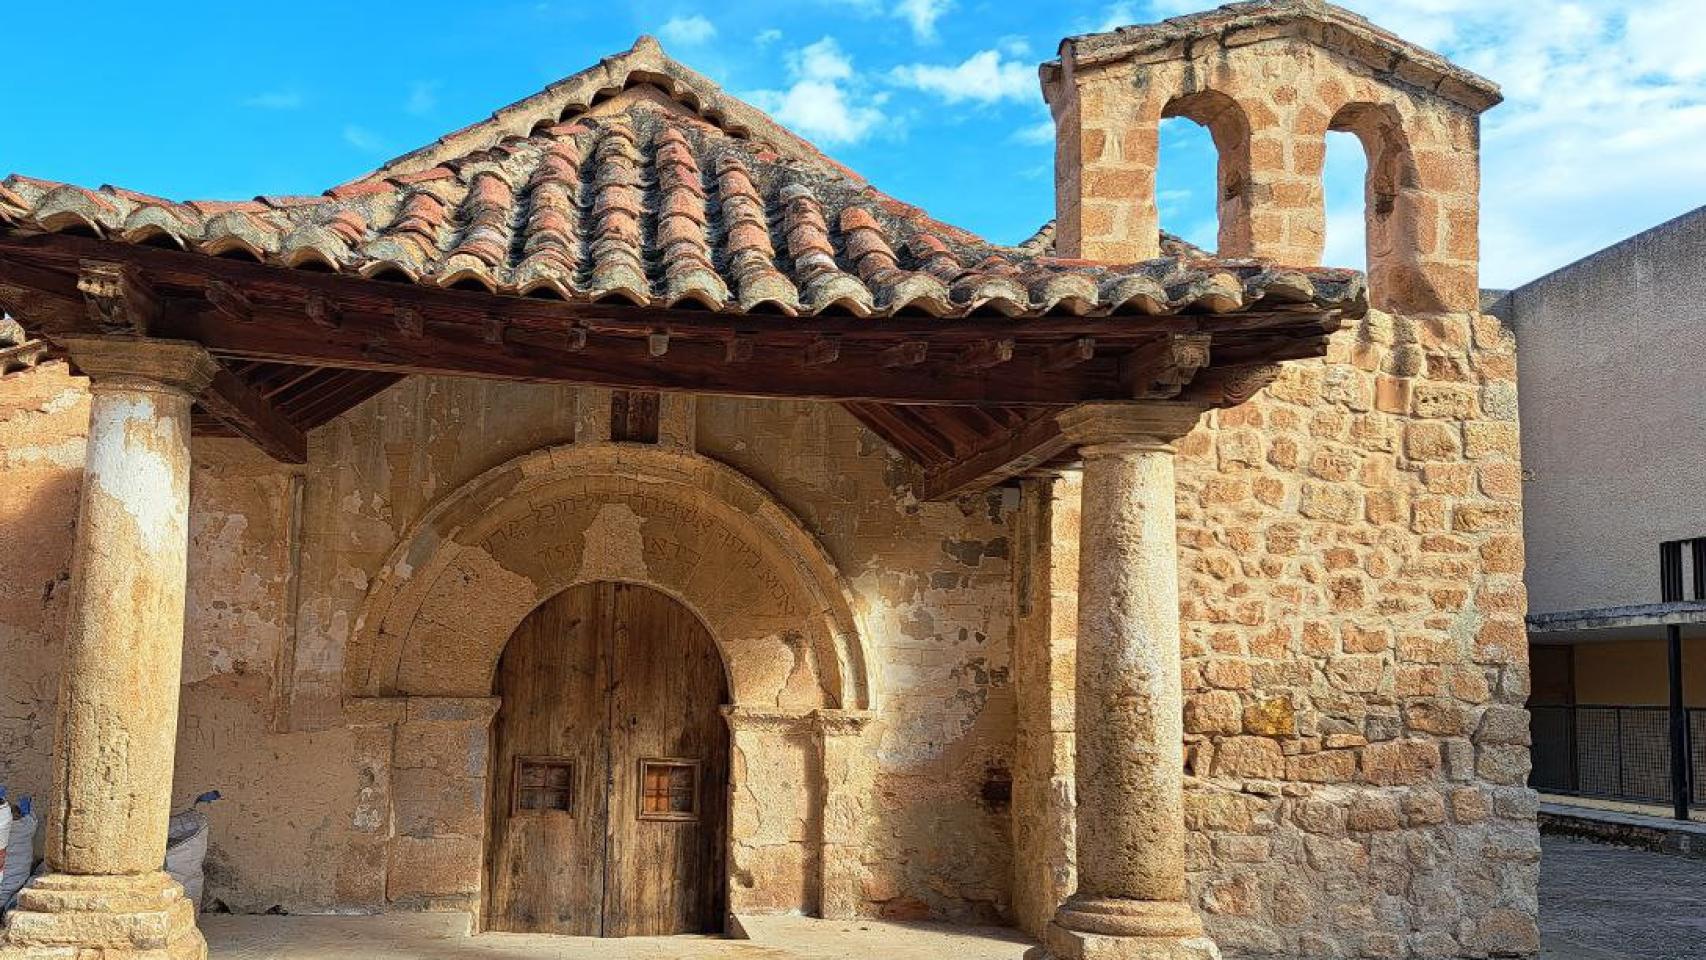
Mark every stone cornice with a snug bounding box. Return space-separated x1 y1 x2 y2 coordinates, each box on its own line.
59 336 219 397
1056 401 1207 450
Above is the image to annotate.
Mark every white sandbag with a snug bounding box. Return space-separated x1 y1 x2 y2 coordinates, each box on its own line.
164 811 208 909
2 799 37 911
163 791 219 911
0 793 10 892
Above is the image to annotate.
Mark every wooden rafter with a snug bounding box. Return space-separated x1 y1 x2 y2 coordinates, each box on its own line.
197 364 308 463
917 409 1074 501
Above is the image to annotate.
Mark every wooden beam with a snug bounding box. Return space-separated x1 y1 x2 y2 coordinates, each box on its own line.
206 280 253 323
197 363 307 463
918 409 1074 501
305 291 341 329
1043 337 1095 371
394 306 424 338
880 340 928 368
0 233 1349 343
723 335 753 363
0 235 1345 407
959 338 1014 370
803 336 840 366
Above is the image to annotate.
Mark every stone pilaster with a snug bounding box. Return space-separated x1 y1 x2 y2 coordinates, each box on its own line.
0 338 218 960
723 707 873 920
816 709 876 921
1031 402 1219 960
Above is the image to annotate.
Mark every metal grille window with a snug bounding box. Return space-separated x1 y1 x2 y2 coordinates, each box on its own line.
514 757 575 815
638 759 700 821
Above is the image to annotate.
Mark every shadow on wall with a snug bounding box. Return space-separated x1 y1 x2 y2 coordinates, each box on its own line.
0 363 87 806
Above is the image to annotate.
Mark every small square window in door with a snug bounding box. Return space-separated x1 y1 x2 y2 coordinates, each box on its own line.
513 756 574 815
638 758 700 821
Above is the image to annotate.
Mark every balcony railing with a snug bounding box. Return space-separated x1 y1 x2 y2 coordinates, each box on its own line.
1530 704 1706 806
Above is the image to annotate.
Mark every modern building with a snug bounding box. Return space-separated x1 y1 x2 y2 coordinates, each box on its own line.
1498 206 1706 818
0 3 1539 958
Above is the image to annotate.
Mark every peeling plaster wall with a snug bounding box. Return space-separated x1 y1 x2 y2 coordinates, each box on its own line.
696 396 1017 923
0 373 1015 924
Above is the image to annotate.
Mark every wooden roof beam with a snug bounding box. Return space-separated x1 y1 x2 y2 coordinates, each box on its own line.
918 408 1073 501
196 362 307 463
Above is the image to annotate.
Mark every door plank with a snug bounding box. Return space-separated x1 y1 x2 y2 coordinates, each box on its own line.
484 584 612 935
601 583 730 936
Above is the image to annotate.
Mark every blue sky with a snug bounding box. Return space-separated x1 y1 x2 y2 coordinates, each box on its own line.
2 1 1702 288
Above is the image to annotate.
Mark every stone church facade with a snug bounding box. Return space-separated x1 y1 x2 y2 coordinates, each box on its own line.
0 3 1538 958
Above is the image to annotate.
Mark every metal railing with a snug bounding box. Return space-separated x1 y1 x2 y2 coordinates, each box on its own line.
1530 704 1705 806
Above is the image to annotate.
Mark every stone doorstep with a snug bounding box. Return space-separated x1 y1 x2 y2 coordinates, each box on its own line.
1538 801 1706 860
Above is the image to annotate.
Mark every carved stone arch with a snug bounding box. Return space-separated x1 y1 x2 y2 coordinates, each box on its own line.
1161 88 1256 257
1327 100 1440 313
346 442 872 711
341 443 877 921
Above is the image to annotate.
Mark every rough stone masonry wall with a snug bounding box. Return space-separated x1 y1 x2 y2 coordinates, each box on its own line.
0 373 1017 924
1169 308 1538 960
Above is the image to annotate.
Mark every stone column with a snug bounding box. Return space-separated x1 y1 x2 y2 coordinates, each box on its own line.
1031 402 1218 960
0 338 217 960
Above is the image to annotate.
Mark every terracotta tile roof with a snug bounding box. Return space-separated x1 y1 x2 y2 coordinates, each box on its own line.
0 37 1365 322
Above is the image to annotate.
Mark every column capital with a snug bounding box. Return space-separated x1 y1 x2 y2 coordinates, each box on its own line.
1056 401 1206 452
59 336 219 397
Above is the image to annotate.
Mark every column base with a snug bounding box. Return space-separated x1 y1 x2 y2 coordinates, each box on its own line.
0 872 206 960
1025 898 1220 960
1025 925 1221 960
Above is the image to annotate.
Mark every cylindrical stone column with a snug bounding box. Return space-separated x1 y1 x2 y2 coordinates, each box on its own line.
1036 401 1218 960
0 337 215 960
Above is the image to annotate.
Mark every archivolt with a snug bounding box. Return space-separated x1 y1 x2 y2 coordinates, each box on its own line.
345 443 871 710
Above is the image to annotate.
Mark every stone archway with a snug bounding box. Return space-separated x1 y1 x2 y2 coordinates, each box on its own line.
347 443 870 710
341 443 876 923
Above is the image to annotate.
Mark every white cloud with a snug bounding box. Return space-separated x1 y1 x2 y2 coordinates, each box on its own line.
342 125 386 153
1093 2 1139 33
1328 0 1706 286
895 0 951 42
748 38 888 145
659 14 717 46
890 49 1038 105
243 91 303 110
405 81 439 116
1011 119 1055 145
756 28 783 46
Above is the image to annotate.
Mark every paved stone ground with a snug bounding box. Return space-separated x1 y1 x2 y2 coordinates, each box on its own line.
201 913 1034 959
1541 835 1706 960
199 838 1706 960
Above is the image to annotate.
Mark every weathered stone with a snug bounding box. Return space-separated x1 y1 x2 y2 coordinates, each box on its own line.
1241 698 1296 737
1213 737 1286 780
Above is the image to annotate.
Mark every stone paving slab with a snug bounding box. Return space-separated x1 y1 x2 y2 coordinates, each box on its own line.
201 912 1035 960
1540 835 1706 960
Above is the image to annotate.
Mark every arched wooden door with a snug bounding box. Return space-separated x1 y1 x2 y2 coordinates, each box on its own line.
485 582 729 936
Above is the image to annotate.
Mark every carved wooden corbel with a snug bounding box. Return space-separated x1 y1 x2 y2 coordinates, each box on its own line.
77 260 158 335
1121 332 1212 399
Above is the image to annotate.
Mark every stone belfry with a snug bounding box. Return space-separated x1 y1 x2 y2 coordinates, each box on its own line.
1042 0 1501 314
1031 4 1502 960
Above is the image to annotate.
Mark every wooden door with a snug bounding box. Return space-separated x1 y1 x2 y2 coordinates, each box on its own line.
602 583 729 935
485 582 728 937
